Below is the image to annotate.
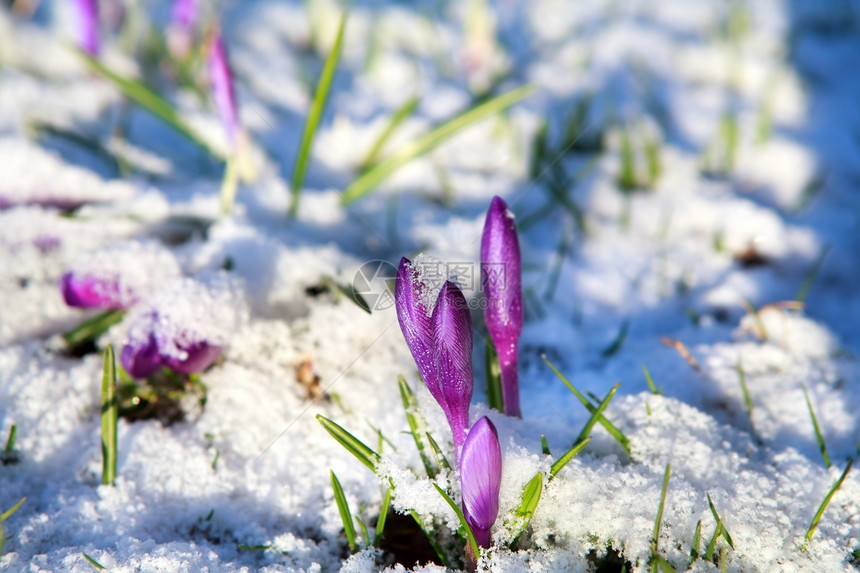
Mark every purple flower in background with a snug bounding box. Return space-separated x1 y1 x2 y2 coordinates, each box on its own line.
396 259 474 456
74 0 100 55
460 416 502 549
208 31 240 149
120 277 247 379
481 195 523 418
167 0 199 58
59 241 181 310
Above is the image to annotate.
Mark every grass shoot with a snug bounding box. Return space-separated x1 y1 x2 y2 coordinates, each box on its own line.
649 464 673 573
736 358 753 419
316 415 380 474
803 386 832 469
506 472 543 547
398 376 438 478
433 483 480 561
101 344 118 486
360 95 420 169
82 552 107 570
804 459 853 548
330 470 358 552
341 84 535 204
704 493 734 560
542 356 631 456
289 13 348 217
1 424 17 465
0 497 26 557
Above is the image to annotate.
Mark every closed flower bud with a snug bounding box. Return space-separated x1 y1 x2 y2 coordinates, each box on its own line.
460 416 502 549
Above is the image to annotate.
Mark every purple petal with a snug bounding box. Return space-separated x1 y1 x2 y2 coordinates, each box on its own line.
60 272 123 309
460 416 502 548
432 281 473 454
395 257 444 408
481 195 523 417
162 341 222 374
120 333 163 379
208 32 240 148
170 0 198 30
74 0 100 55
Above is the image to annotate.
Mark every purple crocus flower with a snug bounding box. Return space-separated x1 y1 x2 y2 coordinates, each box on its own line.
460 416 502 549
208 31 240 150
167 0 199 58
60 241 181 310
74 0 100 55
396 259 474 456
481 195 523 418
120 277 247 378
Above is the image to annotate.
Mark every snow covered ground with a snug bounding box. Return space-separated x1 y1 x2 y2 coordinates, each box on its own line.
1 1 859 571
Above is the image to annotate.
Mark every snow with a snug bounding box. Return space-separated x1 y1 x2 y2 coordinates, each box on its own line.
1 0 860 572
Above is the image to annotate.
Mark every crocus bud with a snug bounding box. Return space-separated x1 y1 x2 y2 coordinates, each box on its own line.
208 31 240 150
460 416 502 549
481 195 523 418
396 260 474 456
395 258 441 405
60 241 181 310
432 280 474 456
120 276 247 378
167 0 199 58
74 0 100 55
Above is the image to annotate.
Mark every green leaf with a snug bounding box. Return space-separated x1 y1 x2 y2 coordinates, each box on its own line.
642 363 661 395
433 484 480 560
549 436 592 479
290 13 348 217
508 472 543 547
331 470 357 552
689 520 702 566
328 278 372 314
341 84 535 204
82 552 107 571
0 496 25 558
543 356 631 456
360 95 420 169
650 464 671 573
425 432 451 472
540 434 551 456
317 415 380 473
3 424 16 455
398 376 437 478
62 309 126 349
484 338 504 413
73 47 224 161
803 386 832 469
374 486 393 546
575 383 620 445
601 320 630 357
736 359 753 417
101 345 118 486
804 458 853 547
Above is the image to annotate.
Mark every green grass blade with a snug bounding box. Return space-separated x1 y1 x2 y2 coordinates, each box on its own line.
317 415 380 473
432 483 480 559
82 552 107 570
650 464 672 573
74 48 223 160
0 497 25 522
485 338 504 412
576 383 620 444
355 515 370 548
803 386 832 468
374 486 393 546
101 345 118 486
540 434 551 456
796 244 831 304
804 458 853 546
341 84 535 204
0 497 25 557
508 472 543 547
330 470 357 552
360 95 420 169
542 356 631 456
398 376 437 478
601 320 630 357
549 436 592 478
707 494 733 548
3 424 16 454
642 363 661 395
426 432 451 472
736 359 753 417
689 520 702 565
63 309 126 348
290 13 347 217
